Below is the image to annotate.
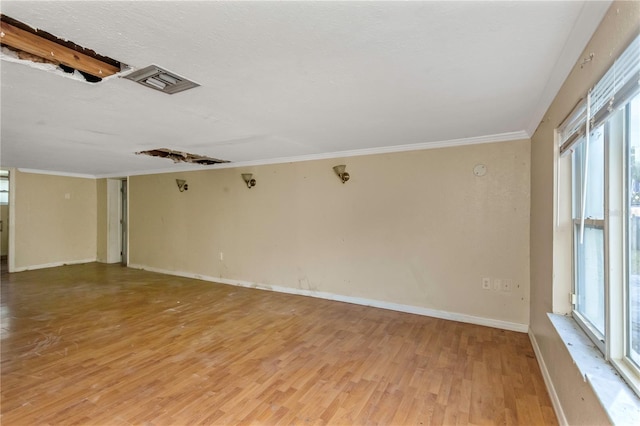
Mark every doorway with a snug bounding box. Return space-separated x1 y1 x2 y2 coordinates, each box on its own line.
0 170 9 271
121 179 127 265
106 178 128 265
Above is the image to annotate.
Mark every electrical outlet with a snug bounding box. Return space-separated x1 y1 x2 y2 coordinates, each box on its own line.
482 277 491 290
219 252 224 261
494 279 502 291
503 279 513 292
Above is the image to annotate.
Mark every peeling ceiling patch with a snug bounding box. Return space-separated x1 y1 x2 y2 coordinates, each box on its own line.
136 148 229 165
0 14 125 82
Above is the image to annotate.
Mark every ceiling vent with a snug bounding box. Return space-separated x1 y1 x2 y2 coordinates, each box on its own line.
124 65 200 94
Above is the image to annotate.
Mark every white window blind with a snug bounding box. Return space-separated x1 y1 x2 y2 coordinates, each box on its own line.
558 99 587 155
559 33 640 156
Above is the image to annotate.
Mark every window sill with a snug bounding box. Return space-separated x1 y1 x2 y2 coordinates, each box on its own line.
548 313 640 425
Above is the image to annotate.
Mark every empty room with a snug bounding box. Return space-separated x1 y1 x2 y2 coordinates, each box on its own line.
1 1 639 424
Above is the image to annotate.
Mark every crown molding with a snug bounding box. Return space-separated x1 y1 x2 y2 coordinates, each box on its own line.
17 168 97 179
96 130 530 179
11 130 529 179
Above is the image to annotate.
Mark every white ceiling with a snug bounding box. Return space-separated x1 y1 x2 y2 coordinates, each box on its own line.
0 1 611 178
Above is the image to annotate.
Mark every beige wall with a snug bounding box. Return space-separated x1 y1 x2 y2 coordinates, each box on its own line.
530 1 639 424
13 170 97 271
130 139 531 326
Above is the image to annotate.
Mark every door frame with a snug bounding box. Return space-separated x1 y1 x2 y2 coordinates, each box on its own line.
121 179 128 265
106 177 128 265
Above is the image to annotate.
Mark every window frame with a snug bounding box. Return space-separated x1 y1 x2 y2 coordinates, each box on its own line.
572 218 607 353
0 172 8 206
620 99 640 395
568 97 640 397
571 124 608 354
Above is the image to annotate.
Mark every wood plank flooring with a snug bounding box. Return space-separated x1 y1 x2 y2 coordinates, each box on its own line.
0 263 557 425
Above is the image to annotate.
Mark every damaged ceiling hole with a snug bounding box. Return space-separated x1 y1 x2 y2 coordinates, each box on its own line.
137 149 229 165
0 14 125 82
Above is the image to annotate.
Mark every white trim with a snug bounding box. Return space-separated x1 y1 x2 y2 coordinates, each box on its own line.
529 329 568 426
106 179 122 264
7 167 16 273
128 263 529 333
611 358 640 402
124 177 129 266
96 130 530 178
16 168 96 179
12 258 97 272
526 0 612 136
8 131 529 179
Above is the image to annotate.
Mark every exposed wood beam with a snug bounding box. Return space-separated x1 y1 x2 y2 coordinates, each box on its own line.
0 20 120 78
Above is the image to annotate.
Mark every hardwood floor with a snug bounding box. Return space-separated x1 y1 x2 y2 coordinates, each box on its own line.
1 263 557 425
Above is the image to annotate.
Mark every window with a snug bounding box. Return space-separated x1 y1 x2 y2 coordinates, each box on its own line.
561 33 640 394
627 95 640 369
572 125 606 346
0 170 8 205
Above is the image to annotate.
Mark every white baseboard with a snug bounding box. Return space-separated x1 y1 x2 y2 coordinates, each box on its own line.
12 257 97 272
529 329 567 426
128 263 528 333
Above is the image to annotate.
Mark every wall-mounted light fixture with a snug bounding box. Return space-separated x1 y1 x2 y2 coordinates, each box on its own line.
333 165 350 183
242 173 256 189
176 179 188 192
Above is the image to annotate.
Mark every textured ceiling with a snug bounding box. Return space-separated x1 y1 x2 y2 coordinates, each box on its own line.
0 1 611 177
